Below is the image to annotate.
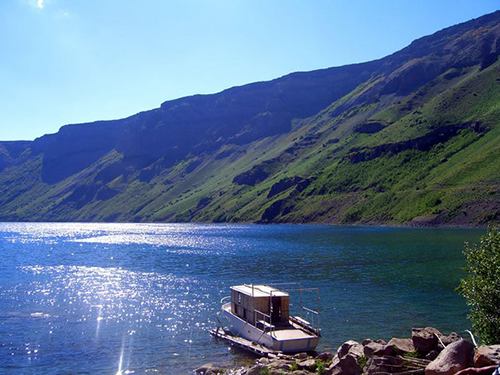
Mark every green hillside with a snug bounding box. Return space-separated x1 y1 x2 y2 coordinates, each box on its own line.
0 11 499 226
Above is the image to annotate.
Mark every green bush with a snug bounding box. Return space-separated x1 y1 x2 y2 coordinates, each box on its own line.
403 350 421 359
316 359 326 374
357 355 368 369
458 228 500 345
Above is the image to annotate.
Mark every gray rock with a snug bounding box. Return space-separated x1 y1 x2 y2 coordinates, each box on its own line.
337 340 364 359
267 359 293 371
441 332 461 347
425 339 475 375
474 345 500 366
426 350 440 361
363 341 394 357
324 354 362 375
455 365 499 375
364 355 403 375
246 364 267 375
194 363 223 374
317 351 335 362
413 327 442 354
388 337 415 355
362 338 387 345
296 358 317 371
294 352 309 360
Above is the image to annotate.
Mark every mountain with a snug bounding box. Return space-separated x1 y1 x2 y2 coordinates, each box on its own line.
1 11 499 226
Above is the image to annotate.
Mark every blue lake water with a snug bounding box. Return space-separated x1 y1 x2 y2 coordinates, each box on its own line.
0 223 484 374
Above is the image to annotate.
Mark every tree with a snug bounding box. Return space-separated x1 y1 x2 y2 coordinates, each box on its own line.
458 228 500 345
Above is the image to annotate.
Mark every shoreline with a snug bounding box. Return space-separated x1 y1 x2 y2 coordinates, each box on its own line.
0 220 490 229
197 326 499 375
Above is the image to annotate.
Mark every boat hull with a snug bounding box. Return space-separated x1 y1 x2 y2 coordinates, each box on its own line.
221 303 319 353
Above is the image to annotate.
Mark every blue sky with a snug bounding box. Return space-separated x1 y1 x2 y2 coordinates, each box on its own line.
1 0 499 141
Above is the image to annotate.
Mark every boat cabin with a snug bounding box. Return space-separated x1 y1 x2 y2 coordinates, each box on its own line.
230 284 290 327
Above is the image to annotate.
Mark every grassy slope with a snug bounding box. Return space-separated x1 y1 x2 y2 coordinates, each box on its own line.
185 60 500 226
280 61 500 225
0 58 498 226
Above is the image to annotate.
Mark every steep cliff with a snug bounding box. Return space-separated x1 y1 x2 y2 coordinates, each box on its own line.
1 11 499 226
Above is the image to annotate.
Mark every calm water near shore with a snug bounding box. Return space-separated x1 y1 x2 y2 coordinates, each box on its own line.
0 223 484 374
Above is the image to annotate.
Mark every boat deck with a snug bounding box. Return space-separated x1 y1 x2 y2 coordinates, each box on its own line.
222 302 316 341
272 327 314 340
209 327 290 359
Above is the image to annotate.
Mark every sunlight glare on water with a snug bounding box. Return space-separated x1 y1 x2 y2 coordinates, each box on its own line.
0 222 484 374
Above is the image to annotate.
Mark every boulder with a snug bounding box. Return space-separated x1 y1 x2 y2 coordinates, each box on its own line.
325 354 362 375
441 332 461 347
246 364 267 375
362 339 387 345
337 341 364 359
363 340 394 357
455 365 499 375
413 327 442 353
294 352 309 360
194 363 223 374
426 350 440 361
317 351 336 362
425 339 475 375
267 359 293 371
296 358 317 371
474 345 500 367
388 337 416 355
364 355 403 375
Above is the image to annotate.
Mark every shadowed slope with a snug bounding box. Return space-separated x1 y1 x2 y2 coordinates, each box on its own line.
0 11 499 226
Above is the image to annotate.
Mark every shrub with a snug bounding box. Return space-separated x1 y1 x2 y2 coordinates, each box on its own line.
403 350 420 359
357 355 368 369
458 228 500 345
316 359 326 374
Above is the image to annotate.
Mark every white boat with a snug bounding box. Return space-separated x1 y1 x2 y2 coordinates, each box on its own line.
219 284 321 353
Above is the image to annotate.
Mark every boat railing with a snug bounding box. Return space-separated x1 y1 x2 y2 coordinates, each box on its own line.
239 282 321 333
271 284 321 331
254 309 276 332
290 314 321 336
220 296 231 304
302 306 319 327
254 309 272 325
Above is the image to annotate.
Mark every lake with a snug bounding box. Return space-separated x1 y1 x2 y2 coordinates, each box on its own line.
0 223 484 374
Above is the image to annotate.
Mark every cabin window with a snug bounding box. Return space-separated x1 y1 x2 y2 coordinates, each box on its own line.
238 293 242 304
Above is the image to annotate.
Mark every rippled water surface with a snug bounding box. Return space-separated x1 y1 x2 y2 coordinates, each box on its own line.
0 223 484 374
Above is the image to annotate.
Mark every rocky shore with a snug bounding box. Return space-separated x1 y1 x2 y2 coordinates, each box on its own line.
196 327 500 375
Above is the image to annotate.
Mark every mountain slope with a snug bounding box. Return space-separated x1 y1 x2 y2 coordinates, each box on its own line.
1 11 499 226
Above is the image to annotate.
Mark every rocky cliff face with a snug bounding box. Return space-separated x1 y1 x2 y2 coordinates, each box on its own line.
1 11 499 225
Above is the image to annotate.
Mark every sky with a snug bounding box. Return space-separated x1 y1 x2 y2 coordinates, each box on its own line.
1 1 499 141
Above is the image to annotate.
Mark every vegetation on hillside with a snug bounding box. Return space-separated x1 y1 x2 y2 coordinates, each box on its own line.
0 11 499 225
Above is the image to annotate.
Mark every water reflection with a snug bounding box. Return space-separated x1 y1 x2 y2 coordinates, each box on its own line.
0 223 484 374
20 265 204 330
